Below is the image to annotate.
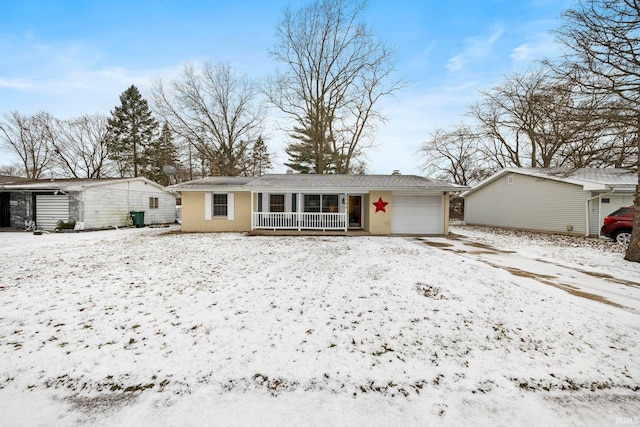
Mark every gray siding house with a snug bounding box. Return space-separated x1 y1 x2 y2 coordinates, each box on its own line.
462 168 636 236
0 176 177 231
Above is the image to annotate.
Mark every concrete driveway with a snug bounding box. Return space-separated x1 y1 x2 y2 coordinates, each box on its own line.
414 232 640 315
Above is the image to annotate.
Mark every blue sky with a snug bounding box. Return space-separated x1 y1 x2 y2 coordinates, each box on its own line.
0 0 572 175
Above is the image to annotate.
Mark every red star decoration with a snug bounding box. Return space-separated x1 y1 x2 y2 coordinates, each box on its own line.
373 197 388 213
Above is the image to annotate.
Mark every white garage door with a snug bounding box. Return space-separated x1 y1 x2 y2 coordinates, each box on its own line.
392 195 442 234
36 194 70 230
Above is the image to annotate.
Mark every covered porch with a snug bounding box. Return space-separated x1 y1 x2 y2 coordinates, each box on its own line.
250 191 366 232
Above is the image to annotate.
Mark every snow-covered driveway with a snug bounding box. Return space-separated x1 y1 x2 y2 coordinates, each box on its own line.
1 226 639 426
418 227 640 314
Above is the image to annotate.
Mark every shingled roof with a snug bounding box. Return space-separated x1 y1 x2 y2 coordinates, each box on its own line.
170 174 467 192
0 177 168 191
464 167 636 196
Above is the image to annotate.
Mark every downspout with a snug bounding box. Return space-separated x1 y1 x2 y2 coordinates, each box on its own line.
585 189 614 237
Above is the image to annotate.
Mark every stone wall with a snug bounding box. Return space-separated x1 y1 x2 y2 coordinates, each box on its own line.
10 192 32 229
68 192 81 223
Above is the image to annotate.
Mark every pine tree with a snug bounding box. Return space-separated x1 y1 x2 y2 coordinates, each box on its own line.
248 137 272 176
284 120 335 174
284 140 314 174
144 122 179 185
106 85 158 177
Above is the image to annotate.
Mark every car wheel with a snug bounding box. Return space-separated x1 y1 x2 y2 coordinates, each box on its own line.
612 230 632 245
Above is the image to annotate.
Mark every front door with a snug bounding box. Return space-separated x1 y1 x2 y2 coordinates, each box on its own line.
348 195 362 229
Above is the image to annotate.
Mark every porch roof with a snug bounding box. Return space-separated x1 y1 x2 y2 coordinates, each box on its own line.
170 174 467 193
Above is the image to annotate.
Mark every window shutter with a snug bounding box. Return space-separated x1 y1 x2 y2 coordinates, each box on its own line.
205 193 212 220
292 193 297 212
227 193 234 220
257 193 262 212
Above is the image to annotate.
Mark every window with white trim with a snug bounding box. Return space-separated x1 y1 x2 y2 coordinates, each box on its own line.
149 197 159 209
213 194 228 217
304 195 321 212
322 195 339 213
303 194 339 213
270 194 285 212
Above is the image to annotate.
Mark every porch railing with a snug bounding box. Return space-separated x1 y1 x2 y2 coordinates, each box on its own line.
252 212 347 231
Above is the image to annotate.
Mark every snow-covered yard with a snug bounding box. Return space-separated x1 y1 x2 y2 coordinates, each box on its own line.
1 225 639 426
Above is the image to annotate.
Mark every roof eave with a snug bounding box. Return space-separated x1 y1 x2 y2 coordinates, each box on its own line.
173 185 467 193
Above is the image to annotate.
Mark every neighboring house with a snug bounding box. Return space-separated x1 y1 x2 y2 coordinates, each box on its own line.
462 168 636 236
170 173 467 235
0 176 177 231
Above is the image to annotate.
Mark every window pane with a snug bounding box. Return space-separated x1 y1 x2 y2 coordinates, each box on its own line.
213 194 228 216
270 194 285 212
322 195 339 213
304 195 320 212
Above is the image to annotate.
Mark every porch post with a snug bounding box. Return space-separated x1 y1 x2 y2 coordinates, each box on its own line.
298 192 302 231
344 193 348 232
250 191 254 230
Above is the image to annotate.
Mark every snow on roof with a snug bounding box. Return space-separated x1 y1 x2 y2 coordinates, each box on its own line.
464 167 636 196
0 177 169 191
170 174 468 192
169 176 257 190
0 175 29 185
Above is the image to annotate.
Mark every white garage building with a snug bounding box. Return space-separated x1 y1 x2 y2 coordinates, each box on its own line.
463 167 636 236
0 177 177 231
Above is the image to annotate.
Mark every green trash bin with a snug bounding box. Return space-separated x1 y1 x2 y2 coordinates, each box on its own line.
129 211 145 228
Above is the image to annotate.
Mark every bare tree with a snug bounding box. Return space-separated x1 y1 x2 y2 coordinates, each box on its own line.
53 114 113 178
469 67 606 169
268 0 402 174
0 164 23 177
555 0 640 262
152 62 266 177
0 111 55 179
419 124 492 186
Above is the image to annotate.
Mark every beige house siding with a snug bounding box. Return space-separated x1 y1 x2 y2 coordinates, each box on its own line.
181 191 251 232
368 190 392 235
362 194 371 232
465 173 588 235
180 188 452 236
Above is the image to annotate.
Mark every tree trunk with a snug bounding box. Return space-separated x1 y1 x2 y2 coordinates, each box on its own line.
624 121 640 262
624 182 640 262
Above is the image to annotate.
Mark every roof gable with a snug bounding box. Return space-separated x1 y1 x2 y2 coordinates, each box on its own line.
464 167 636 196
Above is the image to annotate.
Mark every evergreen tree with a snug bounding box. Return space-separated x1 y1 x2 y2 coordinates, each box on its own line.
106 85 158 177
248 137 272 176
144 122 179 185
284 140 314 174
284 119 336 174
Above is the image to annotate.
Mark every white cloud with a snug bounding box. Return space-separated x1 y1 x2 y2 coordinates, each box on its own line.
0 77 37 91
446 28 504 72
510 33 561 62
